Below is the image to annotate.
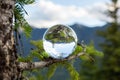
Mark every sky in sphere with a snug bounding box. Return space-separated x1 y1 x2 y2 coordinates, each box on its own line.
24 0 113 28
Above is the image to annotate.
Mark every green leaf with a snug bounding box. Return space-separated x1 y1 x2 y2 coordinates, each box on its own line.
17 0 35 5
14 1 33 38
86 42 104 57
31 50 49 60
63 62 80 80
30 40 44 51
21 21 32 38
72 45 83 55
86 46 104 57
46 64 57 80
18 56 33 62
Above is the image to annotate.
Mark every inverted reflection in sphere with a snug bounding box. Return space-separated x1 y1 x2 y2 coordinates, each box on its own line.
43 24 78 59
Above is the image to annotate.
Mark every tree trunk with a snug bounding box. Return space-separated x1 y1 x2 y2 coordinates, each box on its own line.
0 0 22 79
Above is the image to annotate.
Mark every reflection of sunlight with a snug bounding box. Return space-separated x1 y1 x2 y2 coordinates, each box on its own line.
43 40 76 59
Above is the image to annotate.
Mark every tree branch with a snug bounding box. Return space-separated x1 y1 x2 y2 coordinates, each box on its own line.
19 41 86 70
19 52 85 70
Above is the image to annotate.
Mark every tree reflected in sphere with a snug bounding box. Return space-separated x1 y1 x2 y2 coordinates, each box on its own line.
43 24 78 59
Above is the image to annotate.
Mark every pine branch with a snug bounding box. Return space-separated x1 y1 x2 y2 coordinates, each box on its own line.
19 52 85 70
19 41 86 70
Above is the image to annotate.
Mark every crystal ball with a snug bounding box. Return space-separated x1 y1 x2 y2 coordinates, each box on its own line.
43 24 78 59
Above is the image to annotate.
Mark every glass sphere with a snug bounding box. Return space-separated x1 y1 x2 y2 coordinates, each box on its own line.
43 24 78 59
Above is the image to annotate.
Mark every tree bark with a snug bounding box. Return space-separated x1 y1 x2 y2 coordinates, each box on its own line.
0 0 22 79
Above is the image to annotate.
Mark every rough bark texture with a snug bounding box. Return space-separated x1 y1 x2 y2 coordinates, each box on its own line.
0 0 22 79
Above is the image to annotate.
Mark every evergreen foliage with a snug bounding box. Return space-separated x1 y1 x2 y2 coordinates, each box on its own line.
97 0 120 79
79 0 120 80
15 0 35 37
14 0 35 56
18 40 103 80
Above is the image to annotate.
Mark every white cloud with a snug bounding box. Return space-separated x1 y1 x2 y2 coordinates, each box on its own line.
25 0 108 28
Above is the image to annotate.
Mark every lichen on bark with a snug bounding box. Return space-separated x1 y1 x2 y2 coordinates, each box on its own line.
0 0 22 79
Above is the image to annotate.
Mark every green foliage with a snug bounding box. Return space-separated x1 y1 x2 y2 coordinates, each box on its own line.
46 64 57 80
79 0 120 80
30 40 49 60
78 42 103 80
23 70 45 80
62 62 80 80
97 0 120 79
19 40 80 80
14 0 35 57
79 61 100 80
72 45 83 55
14 0 35 38
17 0 35 5
22 61 80 80
73 42 103 61
19 40 103 80
31 50 49 60
30 40 44 51
18 56 33 62
18 40 49 62
86 42 103 57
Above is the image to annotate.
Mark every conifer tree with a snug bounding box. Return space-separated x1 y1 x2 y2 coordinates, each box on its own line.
79 0 120 80
97 0 120 79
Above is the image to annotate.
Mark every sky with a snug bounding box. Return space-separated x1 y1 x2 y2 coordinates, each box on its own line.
24 0 118 28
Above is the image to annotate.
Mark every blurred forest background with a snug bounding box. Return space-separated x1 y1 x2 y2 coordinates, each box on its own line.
16 0 120 80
